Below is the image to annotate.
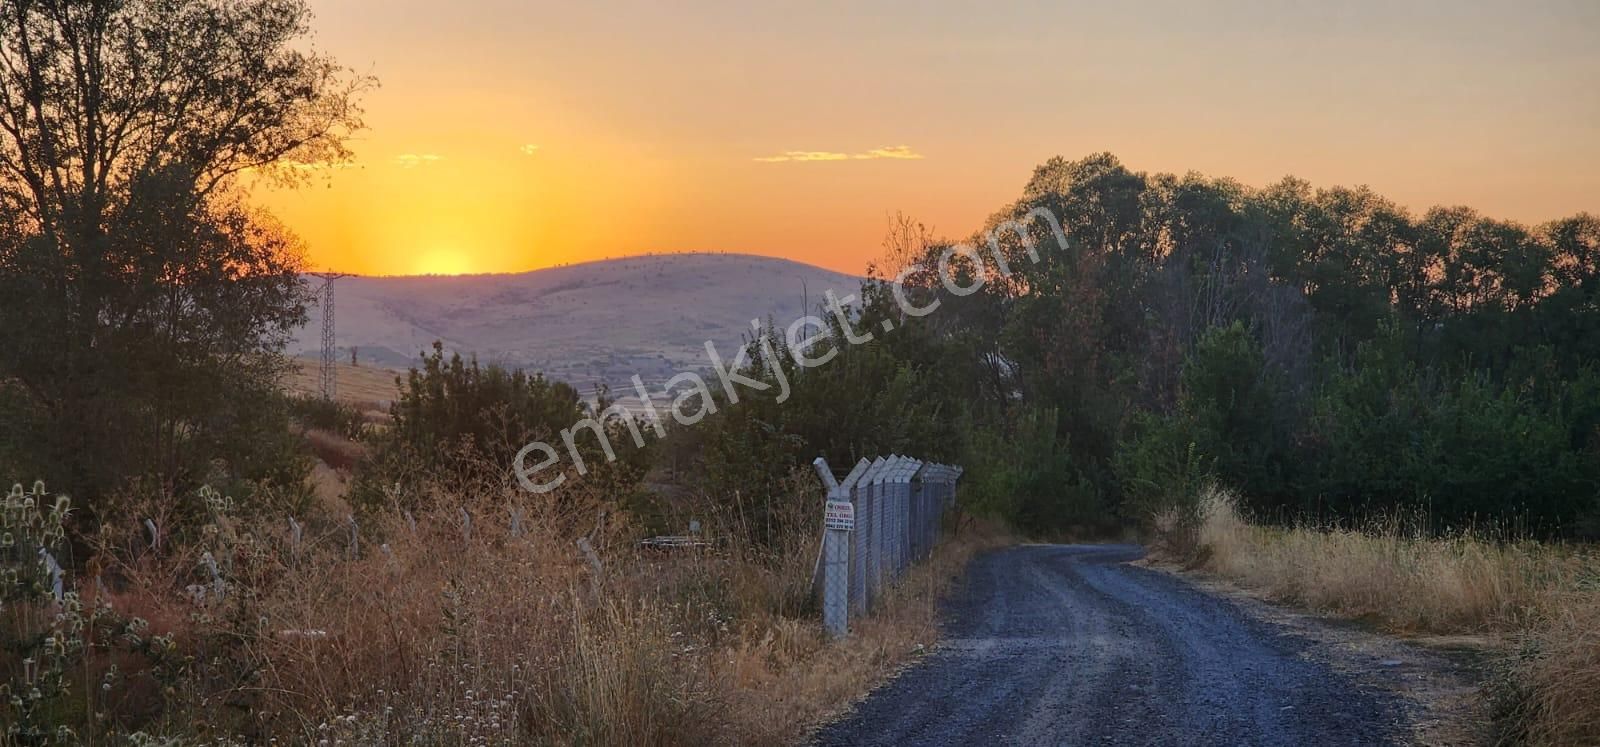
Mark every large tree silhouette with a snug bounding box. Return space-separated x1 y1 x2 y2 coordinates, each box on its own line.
0 0 369 506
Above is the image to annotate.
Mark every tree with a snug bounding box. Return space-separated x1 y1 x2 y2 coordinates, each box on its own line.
0 0 368 508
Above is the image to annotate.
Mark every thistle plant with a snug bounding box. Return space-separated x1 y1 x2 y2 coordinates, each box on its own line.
1 481 186 743
1 481 82 742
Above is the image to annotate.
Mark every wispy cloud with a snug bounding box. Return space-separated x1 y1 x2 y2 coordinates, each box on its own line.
394 153 443 168
754 144 925 163
520 144 540 156
857 145 924 160
754 150 852 163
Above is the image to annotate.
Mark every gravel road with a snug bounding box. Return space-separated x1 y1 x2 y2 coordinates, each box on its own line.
813 544 1412 746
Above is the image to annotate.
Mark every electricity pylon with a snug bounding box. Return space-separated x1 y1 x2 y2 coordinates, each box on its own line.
308 272 349 400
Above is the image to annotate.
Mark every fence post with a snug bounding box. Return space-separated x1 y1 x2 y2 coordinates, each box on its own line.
885 456 902 577
576 537 603 597
914 461 924 566
818 457 867 638
856 457 885 614
889 454 902 575
905 458 922 572
38 548 63 604
810 457 839 594
873 456 897 609
815 455 964 631
287 516 303 556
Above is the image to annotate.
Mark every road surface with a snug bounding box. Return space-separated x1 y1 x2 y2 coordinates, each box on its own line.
814 544 1409 746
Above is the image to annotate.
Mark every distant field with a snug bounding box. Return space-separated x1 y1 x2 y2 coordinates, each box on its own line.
281 357 663 421
282 358 401 405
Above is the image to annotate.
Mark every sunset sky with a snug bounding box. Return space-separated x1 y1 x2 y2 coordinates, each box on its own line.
255 0 1600 277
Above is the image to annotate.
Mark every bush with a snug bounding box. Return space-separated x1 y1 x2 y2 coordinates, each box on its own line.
966 407 1108 534
1113 411 1210 526
1 482 183 743
353 341 651 512
286 395 367 441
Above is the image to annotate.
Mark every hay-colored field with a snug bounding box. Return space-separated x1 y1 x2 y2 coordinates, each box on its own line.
281 358 402 405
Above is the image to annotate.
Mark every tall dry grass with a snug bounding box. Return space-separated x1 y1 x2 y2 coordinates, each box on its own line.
10 474 1003 745
1155 486 1600 745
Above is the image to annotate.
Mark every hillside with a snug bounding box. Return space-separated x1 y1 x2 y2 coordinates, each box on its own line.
290 253 860 390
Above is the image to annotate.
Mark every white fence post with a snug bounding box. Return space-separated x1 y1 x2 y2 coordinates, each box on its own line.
814 453 962 635
818 457 868 638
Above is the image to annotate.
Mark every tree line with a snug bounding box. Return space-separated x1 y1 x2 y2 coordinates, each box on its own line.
677 154 1600 538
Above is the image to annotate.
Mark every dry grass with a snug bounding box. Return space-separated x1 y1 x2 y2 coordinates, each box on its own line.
1156 486 1600 745
281 358 402 407
30 477 1002 745
1508 590 1600 746
302 427 367 471
722 517 1010 744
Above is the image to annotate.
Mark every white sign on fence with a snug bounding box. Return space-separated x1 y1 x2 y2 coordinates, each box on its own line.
824 500 855 532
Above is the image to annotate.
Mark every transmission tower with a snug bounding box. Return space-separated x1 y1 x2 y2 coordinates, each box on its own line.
309 273 349 400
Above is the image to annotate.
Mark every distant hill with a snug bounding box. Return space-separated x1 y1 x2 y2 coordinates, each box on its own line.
290 253 861 391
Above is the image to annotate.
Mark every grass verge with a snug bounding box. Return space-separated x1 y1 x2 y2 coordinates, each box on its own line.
1152 486 1600 746
2 477 1005 745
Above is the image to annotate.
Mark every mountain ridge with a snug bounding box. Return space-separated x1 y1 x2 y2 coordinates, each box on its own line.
290 253 863 390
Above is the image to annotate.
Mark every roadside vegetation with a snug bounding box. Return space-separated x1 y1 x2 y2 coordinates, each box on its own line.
1150 486 1599 745
1 470 1006 744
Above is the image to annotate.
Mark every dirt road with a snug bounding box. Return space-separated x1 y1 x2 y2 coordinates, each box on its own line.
814 544 1415 746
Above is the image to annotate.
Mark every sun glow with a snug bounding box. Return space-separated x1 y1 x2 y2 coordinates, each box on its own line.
257 1 1600 279
412 249 475 276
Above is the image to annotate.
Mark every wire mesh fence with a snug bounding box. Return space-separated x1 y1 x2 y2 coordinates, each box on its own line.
813 455 963 637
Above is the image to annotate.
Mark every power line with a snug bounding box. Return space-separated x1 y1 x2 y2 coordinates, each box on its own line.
308 272 349 400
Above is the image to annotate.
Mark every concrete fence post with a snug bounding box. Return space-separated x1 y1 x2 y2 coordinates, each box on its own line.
909 463 926 562
811 454 963 634
872 456 900 607
888 457 915 577
843 459 870 611
819 458 870 637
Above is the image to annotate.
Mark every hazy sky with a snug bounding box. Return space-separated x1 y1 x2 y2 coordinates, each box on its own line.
256 0 1600 276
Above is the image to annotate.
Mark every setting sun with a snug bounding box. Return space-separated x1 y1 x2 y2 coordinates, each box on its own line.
411 248 475 276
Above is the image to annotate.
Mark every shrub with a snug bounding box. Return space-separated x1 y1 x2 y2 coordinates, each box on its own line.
1113 411 1210 526
353 342 650 512
287 395 367 441
1 482 185 743
965 407 1107 534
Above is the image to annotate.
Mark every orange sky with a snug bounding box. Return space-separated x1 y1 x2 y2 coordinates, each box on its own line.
254 0 1600 277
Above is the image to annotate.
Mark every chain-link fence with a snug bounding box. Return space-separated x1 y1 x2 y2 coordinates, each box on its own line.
813 455 963 637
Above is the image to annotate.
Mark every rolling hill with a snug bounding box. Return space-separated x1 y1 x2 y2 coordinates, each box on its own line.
289 253 861 394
